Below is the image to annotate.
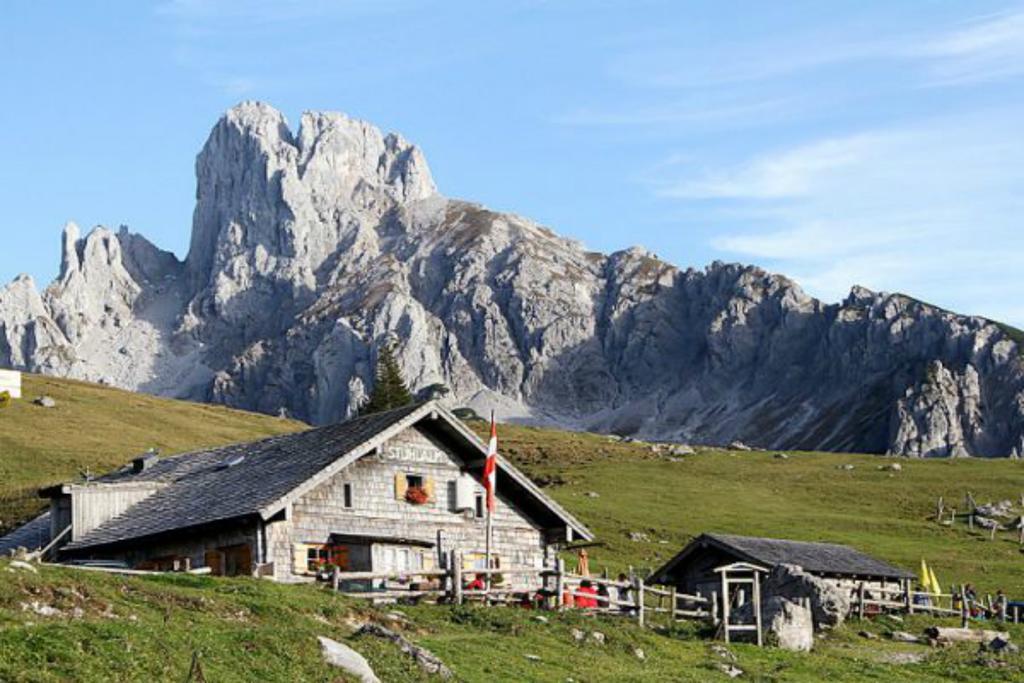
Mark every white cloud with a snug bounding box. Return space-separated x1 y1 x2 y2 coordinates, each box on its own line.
916 10 1024 85
556 95 792 127
659 112 1024 321
604 8 1024 92
664 134 883 199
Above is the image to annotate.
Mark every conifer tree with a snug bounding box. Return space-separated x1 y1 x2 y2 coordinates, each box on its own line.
360 341 413 415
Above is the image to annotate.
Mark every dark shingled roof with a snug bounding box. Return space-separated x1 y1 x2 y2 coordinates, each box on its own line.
63 403 424 551
0 512 51 554
58 401 592 552
652 533 914 582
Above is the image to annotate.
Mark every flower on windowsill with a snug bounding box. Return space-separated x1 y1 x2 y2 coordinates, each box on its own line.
405 486 429 505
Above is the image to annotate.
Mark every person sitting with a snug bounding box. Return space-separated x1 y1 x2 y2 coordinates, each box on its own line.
574 580 599 608
596 583 610 609
616 573 635 614
465 573 486 592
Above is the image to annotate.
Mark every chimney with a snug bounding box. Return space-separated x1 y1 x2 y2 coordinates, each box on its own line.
132 450 159 473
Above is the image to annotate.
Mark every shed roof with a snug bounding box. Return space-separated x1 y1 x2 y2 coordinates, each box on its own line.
650 533 914 583
0 511 51 555
60 402 591 551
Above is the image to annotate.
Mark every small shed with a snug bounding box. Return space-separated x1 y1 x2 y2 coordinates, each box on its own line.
650 533 914 598
0 369 22 399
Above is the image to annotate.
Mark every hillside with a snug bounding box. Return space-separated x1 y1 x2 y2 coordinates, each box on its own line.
2 377 1023 593
1 562 1021 682
2 381 1024 680
0 374 306 534
470 422 1024 596
3 102 1024 456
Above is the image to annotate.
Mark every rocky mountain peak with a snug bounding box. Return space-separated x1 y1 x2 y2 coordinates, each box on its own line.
2 103 1023 457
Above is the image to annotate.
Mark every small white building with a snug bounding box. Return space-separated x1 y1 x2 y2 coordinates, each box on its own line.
0 369 21 399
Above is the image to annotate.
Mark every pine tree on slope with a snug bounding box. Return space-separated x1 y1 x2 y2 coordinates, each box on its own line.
360 342 413 415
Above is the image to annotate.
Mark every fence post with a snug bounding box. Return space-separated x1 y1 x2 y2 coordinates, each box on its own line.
905 580 913 615
634 576 646 627
936 496 944 522
555 558 565 610
857 583 865 620
711 591 719 626
451 550 463 605
332 567 340 592
670 585 678 622
960 585 968 628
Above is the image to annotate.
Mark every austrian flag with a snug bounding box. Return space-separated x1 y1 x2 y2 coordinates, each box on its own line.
484 412 498 512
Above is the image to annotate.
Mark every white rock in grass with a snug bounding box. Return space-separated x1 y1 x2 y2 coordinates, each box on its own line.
318 636 380 683
717 663 743 678
8 560 38 574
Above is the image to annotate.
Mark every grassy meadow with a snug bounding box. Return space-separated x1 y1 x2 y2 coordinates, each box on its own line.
1 562 1022 682
0 374 305 533
1 375 1024 680
470 422 1024 596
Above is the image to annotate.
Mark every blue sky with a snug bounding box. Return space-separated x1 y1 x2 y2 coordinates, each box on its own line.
2 1 1022 324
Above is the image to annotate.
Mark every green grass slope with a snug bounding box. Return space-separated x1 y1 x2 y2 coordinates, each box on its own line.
0 374 306 533
468 423 1024 596
0 562 1020 682
1 380 1024 680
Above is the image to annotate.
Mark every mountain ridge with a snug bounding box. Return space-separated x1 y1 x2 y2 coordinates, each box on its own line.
2 101 1022 457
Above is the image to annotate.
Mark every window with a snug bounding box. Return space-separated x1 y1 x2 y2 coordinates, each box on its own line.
475 494 484 518
307 546 329 572
343 482 353 509
395 473 434 504
298 544 350 574
463 552 500 571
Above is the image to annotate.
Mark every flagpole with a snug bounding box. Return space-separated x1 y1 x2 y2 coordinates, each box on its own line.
485 410 494 594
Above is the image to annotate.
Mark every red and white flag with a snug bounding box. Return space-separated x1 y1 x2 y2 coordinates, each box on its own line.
483 411 498 512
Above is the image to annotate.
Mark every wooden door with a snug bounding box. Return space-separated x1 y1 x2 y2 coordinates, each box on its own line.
205 550 224 576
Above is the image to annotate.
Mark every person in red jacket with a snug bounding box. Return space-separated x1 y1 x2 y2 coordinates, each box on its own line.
574 580 599 608
465 573 486 592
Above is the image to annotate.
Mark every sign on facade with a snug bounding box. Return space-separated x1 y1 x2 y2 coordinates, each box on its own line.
0 370 21 400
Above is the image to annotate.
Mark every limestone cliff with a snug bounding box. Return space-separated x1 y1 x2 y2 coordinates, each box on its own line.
2 102 1022 456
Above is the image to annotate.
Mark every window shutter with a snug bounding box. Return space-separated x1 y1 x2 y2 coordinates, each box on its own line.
394 472 408 500
424 476 436 502
293 544 308 575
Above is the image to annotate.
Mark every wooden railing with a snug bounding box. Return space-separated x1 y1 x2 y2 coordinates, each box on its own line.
327 552 712 627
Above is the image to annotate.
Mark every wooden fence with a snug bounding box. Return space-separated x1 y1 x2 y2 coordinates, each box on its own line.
328 553 1022 632
328 551 710 627
852 582 1023 625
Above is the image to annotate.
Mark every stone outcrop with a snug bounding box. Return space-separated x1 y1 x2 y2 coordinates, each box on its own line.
317 636 380 683
356 623 452 679
761 596 814 652
2 101 1024 456
762 564 851 629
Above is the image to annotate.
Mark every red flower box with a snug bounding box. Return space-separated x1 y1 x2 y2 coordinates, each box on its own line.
405 486 429 505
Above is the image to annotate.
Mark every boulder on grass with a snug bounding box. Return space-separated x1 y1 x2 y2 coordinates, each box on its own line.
763 564 851 629
762 596 814 652
318 636 380 683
